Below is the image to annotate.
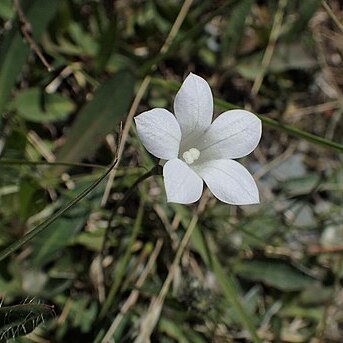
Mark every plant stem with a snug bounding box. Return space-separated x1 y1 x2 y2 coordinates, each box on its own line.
211 254 262 343
98 165 161 318
151 77 343 154
0 158 107 169
194 226 262 343
259 116 343 153
0 159 119 262
98 199 145 319
133 215 199 343
100 165 162 257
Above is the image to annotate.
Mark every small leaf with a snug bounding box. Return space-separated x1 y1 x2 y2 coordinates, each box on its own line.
0 0 14 20
31 215 85 267
68 22 98 56
0 303 54 340
0 0 58 115
233 258 316 291
11 88 75 123
74 228 106 252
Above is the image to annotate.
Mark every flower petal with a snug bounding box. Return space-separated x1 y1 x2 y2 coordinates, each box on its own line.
195 159 259 205
174 73 213 140
197 110 262 160
135 108 181 160
163 159 203 204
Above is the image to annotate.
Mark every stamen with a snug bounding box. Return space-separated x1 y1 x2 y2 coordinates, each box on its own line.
189 148 200 160
182 148 200 165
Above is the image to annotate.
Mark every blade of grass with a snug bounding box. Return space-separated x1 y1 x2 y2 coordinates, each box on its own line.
211 253 262 343
321 0 343 33
101 239 163 342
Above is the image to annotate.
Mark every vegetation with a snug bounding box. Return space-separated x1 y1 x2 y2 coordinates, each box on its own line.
0 0 343 341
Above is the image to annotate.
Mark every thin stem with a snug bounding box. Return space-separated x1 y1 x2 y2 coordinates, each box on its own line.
99 199 145 319
315 256 343 342
151 77 343 154
101 76 152 205
0 158 107 169
138 1 238 77
101 239 163 343
211 255 262 343
0 158 119 262
250 0 287 97
100 165 162 258
101 0 194 206
98 165 162 318
321 0 343 33
13 0 53 71
259 116 343 153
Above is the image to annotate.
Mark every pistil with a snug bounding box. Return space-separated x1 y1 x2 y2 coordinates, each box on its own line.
182 148 200 165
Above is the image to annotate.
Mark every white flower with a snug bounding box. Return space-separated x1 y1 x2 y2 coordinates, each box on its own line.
134 73 262 205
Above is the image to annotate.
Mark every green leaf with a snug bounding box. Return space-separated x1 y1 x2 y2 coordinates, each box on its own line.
281 173 321 195
221 0 254 58
30 180 99 266
11 88 75 123
211 254 262 343
0 303 54 340
233 258 316 291
53 70 135 175
0 160 117 262
285 0 320 42
68 22 98 56
18 177 46 222
0 0 14 20
152 77 343 153
31 214 85 267
0 0 58 116
74 228 106 252
159 317 190 343
236 43 317 80
95 13 118 72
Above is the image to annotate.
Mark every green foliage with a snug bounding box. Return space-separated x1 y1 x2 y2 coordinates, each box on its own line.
0 302 54 340
233 258 316 291
10 88 75 123
1 0 343 342
0 0 58 115
221 0 254 61
53 71 135 175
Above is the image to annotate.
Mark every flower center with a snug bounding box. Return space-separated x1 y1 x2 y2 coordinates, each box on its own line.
182 148 200 165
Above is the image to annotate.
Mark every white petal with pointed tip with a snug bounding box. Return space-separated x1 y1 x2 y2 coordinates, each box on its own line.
195 159 259 205
198 110 262 160
134 108 181 160
174 73 213 139
163 159 203 204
